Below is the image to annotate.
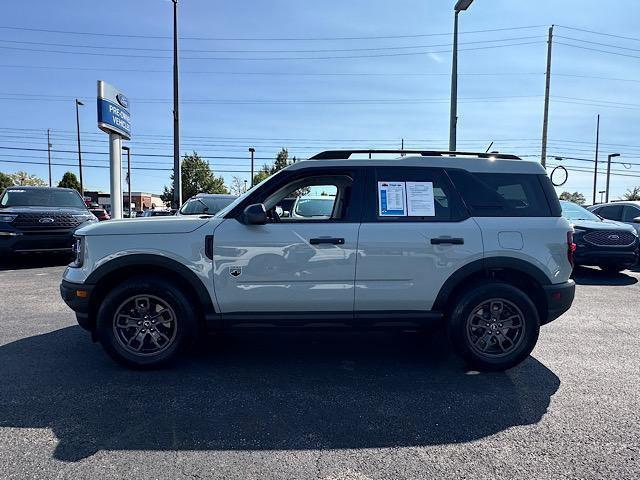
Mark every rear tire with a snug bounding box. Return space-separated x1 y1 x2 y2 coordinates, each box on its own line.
448 282 540 371
95 276 198 368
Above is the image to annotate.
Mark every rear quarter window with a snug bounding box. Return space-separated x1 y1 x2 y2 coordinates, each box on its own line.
447 170 556 217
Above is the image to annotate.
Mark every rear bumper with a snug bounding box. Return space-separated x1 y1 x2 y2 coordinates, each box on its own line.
542 280 576 325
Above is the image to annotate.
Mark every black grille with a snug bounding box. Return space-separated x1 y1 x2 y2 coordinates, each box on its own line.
583 230 636 246
13 213 82 231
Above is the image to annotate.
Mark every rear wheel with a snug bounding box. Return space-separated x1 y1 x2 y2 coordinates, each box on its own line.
448 282 540 371
95 277 198 368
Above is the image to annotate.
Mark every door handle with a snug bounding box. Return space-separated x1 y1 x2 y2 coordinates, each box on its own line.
430 237 464 245
310 237 345 245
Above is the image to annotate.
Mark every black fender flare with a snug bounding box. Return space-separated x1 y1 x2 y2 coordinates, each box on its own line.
85 254 215 315
432 257 550 312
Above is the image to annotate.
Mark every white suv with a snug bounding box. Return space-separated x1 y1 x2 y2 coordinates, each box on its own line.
60 150 576 370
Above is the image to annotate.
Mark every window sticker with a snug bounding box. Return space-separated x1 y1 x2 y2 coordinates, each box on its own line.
378 182 406 216
406 181 435 216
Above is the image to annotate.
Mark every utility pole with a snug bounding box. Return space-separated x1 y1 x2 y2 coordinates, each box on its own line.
541 25 554 167
249 147 255 187
592 114 600 205
605 153 620 203
172 0 182 209
449 0 474 152
123 146 131 217
401 138 405 156
75 99 84 195
47 129 52 187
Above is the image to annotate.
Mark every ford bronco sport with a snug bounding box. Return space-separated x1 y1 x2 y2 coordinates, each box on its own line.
60 150 576 370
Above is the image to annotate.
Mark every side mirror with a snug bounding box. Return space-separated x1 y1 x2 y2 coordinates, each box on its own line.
633 216 640 224
242 203 267 225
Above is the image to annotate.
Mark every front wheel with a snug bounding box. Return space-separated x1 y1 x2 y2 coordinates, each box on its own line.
95 277 198 368
448 283 540 371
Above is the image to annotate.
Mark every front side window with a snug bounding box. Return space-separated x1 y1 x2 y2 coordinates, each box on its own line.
597 204 623 221
264 176 350 222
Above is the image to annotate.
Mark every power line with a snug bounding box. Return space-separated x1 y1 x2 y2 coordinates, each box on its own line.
557 25 640 44
0 24 546 41
555 41 640 60
0 35 542 54
555 35 640 52
0 40 543 60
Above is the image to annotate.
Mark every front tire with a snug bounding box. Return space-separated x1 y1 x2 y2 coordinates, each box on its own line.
448 283 540 371
95 276 198 368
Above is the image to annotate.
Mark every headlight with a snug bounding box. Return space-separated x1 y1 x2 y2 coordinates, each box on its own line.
0 214 17 223
70 236 85 268
73 214 97 223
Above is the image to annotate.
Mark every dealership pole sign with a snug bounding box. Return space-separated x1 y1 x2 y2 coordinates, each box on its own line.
97 81 131 140
97 81 130 220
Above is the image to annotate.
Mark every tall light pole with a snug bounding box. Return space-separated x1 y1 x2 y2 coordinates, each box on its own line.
449 0 474 152
172 0 182 209
47 129 52 187
592 114 600 205
75 99 84 195
122 145 131 217
605 153 620 203
249 147 255 187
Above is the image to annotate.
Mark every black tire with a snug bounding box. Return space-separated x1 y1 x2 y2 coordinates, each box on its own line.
448 282 540 371
599 264 627 273
95 276 198 368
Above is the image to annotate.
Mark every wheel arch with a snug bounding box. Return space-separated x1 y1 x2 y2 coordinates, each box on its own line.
433 257 551 323
86 254 215 328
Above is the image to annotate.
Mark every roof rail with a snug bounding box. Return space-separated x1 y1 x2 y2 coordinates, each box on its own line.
308 149 521 160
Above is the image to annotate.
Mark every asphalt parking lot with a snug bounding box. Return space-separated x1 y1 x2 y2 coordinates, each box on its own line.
0 259 638 480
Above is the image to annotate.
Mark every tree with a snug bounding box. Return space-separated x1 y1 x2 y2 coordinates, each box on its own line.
229 176 247 196
622 186 640 201
252 148 298 186
559 191 586 205
57 171 82 192
8 171 46 186
162 152 228 204
0 172 13 191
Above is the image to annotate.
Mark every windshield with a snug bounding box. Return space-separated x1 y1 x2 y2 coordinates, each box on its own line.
294 197 335 217
180 196 236 215
215 170 285 218
0 188 86 209
560 201 600 221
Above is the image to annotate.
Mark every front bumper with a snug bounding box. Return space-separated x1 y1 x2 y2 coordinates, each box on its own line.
0 229 75 255
573 249 638 267
542 280 576 325
60 279 94 330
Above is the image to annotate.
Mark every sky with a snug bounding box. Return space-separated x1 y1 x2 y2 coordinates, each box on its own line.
2 0 640 203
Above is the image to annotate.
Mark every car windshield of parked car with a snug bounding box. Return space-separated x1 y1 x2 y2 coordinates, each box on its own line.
294 197 335 217
0 188 86 208
561 201 600 221
180 196 235 215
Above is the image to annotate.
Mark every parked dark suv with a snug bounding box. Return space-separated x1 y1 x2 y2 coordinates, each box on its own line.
0 186 97 257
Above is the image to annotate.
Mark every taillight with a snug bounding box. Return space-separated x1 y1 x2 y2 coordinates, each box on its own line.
567 231 576 268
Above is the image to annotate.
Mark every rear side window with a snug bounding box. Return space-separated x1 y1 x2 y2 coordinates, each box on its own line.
621 205 640 222
597 204 623 221
447 170 554 217
369 167 466 222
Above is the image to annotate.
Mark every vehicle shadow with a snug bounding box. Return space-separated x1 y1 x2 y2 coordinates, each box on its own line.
0 327 560 462
0 254 71 271
571 265 638 286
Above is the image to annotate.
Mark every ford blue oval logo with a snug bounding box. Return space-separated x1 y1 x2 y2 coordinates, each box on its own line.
116 93 129 109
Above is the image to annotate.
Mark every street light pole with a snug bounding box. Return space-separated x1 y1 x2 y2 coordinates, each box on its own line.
249 147 255 187
172 0 182 209
75 99 84 195
540 25 554 167
605 153 620 203
47 129 52 187
592 114 600 205
122 146 131 217
449 0 473 152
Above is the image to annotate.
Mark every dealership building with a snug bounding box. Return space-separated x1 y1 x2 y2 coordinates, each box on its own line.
84 191 166 212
